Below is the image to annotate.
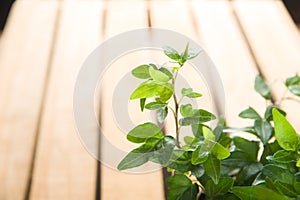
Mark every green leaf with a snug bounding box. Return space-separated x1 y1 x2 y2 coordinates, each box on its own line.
211 141 230 160
159 67 173 79
260 141 282 164
181 42 189 62
155 136 176 166
239 107 261 120
288 85 300 96
179 109 216 126
255 75 271 99
264 105 286 121
180 104 194 118
166 174 199 200
187 48 201 60
163 46 181 61
268 150 297 163
130 81 174 102
203 126 215 141
184 136 194 145
167 150 193 172
222 151 254 168
117 142 156 170
235 162 263 186
149 67 170 82
205 178 234 199
140 98 146 112
191 143 210 165
204 154 220 184
297 159 300 167
127 122 163 143
262 164 295 185
145 102 165 110
157 107 168 123
254 119 273 145
274 181 298 197
233 137 259 162
131 64 151 79
286 74 300 96
192 124 209 138
233 185 290 200
181 88 202 98
272 108 298 151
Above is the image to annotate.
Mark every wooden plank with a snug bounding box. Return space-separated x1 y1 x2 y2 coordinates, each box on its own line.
0 1 58 200
233 0 300 131
29 1 102 199
100 1 165 199
191 0 265 128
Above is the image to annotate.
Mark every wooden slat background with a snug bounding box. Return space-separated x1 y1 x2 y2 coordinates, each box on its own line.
0 0 299 199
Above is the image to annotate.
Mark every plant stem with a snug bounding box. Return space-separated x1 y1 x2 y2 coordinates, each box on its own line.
172 70 181 148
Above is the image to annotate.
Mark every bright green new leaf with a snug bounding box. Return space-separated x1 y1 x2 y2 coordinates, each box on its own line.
181 42 189 62
131 65 151 79
204 154 220 184
117 143 156 170
272 109 298 151
127 122 163 143
180 104 194 118
254 119 274 145
211 141 230 160
203 126 215 141
159 67 173 79
255 75 271 99
239 107 261 120
130 81 174 102
166 174 199 200
163 46 181 61
297 159 300 167
149 67 170 82
205 178 234 199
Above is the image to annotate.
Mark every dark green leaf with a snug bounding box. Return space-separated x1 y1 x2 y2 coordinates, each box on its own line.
149 66 170 82
204 154 220 184
117 142 156 170
159 67 173 79
254 119 273 145
191 143 210 165
130 80 174 102
233 137 259 162
268 150 297 163
131 65 151 79
191 165 205 178
167 174 199 200
205 178 234 199
163 46 181 61
274 181 298 197
222 151 255 167
167 150 193 172
192 123 209 138
255 75 271 99
155 136 176 166
260 141 282 164
179 110 216 126
239 107 261 120
157 107 168 123
233 185 290 200
272 109 298 151
264 105 286 121
127 122 163 143
235 162 263 186
140 98 146 112
262 164 295 185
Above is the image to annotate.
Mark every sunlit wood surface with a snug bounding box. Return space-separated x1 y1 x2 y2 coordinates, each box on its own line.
0 0 299 199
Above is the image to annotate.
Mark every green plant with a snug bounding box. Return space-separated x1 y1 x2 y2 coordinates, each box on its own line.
117 44 300 200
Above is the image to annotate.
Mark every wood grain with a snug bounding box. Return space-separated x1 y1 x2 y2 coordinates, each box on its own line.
0 1 58 199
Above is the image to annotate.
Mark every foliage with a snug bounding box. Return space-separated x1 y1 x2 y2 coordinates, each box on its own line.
118 43 300 200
